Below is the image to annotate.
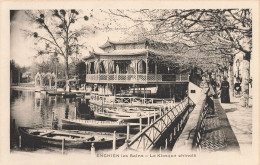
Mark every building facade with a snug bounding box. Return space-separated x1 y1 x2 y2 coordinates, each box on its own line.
84 39 190 102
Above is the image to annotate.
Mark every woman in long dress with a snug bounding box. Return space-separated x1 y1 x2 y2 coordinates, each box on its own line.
220 77 230 103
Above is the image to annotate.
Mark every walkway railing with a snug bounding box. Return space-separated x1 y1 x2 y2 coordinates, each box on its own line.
90 94 175 107
118 97 195 152
192 97 209 151
86 73 189 83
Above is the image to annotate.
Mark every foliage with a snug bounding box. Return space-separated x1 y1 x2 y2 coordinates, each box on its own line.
29 58 66 79
107 9 252 68
24 9 94 81
76 61 86 83
10 60 29 83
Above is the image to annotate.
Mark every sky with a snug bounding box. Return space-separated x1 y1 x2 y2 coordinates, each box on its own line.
10 11 36 67
10 10 128 67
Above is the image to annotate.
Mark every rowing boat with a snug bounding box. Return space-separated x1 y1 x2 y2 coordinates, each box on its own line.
61 119 140 132
62 93 77 98
104 107 159 115
18 127 126 149
93 111 157 123
47 92 63 96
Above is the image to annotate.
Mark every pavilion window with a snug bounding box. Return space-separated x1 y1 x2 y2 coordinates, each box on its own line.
148 60 155 74
90 62 95 74
107 60 114 74
114 60 131 74
128 60 136 74
137 60 146 74
86 63 88 74
99 60 109 74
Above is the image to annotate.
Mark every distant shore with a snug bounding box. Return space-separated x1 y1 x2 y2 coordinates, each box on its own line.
11 83 35 90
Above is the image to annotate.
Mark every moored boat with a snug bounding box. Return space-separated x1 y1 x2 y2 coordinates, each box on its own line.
76 93 85 98
47 92 63 96
62 93 76 98
18 127 126 149
93 111 157 123
104 107 159 115
61 118 140 132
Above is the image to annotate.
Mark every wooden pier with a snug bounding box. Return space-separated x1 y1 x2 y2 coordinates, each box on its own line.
117 97 195 152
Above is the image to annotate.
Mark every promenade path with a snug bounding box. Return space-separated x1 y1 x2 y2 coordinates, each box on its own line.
220 95 252 155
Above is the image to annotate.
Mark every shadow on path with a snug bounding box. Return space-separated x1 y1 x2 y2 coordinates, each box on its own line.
200 97 240 152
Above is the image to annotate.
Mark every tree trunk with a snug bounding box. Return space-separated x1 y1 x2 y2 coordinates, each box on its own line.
65 56 69 80
240 53 250 107
228 63 234 97
223 69 228 79
65 56 69 92
65 31 70 92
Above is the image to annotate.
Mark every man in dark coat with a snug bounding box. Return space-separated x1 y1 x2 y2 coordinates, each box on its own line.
220 77 230 103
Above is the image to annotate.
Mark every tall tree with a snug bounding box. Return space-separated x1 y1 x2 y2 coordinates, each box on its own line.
75 61 86 84
24 9 93 89
107 9 252 106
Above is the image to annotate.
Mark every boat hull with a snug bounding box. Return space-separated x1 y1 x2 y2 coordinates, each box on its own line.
62 93 76 98
47 92 63 96
83 138 125 149
18 127 126 150
62 119 140 133
18 127 86 148
93 112 155 124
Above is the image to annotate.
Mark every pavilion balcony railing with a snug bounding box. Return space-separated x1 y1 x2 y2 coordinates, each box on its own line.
86 73 189 83
35 85 56 90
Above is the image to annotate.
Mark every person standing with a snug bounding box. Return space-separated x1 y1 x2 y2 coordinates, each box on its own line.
211 78 217 93
200 75 209 94
220 77 230 103
234 77 241 96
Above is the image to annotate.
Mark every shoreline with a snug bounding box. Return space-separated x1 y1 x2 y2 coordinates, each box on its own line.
11 85 36 91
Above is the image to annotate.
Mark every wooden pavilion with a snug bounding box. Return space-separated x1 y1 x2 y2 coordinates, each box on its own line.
84 39 189 101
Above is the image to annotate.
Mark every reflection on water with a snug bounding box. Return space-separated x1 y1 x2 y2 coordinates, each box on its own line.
10 89 91 130
10 89 128 154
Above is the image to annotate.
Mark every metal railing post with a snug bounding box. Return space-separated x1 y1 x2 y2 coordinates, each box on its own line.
91 143 95 156
113 131 116 151
61 138 65 155
148 112 150 125
153 109 156 121
19 135 22 149
139 116 142 132
127 124 130 141
165 138 168 150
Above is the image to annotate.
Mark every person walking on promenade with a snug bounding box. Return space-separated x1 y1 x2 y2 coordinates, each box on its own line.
234 77 241 97
200 75 209 94
211 78 217 93
220 77 230 103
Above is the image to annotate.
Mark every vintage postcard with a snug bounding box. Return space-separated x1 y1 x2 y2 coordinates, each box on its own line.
0 1 259 165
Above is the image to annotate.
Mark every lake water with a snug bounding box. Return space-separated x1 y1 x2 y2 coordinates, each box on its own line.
10 89 91 129
10 89 95 153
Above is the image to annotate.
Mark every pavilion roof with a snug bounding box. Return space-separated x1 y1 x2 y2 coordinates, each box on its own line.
99 39 147 49
83 48 178 60
94 49 148 56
